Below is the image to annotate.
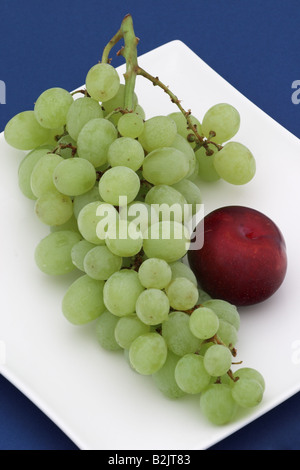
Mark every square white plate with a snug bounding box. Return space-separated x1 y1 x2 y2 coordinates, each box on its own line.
1 40 300 450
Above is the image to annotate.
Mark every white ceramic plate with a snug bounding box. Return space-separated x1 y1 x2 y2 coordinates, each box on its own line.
1 40 300 451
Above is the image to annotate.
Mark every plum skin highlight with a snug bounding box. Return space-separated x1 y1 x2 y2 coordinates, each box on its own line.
188 206 288 306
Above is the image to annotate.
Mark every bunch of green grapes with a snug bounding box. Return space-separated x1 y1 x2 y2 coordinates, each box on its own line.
4 58 263 426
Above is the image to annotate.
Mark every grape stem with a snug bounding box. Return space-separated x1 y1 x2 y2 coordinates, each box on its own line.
101 14 221 152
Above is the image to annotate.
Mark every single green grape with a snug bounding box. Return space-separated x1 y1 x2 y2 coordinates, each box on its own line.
34 190 73 226
107 137 145 171
62 274 106 325
200 384 238 425
117 112 144 138
175 353 211 394
165 277 199 310
34 88 74 129
213 142 256 185
138 258 172 289
189 307 220 340
77 117 118 167
231 378 264 408
5 111 52 150
138 115 177 152
99 166 140 205
129 332 167 375
85 63 120 102
53 157 96 196
34 230 82 275
136 288 170 325
103 269 144 317
202 103 240 144
142 147 189 186
203 344 232 377
83 245 122 280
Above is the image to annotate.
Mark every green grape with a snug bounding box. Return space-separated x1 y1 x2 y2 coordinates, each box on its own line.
152 351 186 399
77 201 118 245
168 112 203 148
200 384 238 425
55 134 78 159
142 147 189 186
62 274 105 325
107 137 145 171
213 142 256 185
99 166 140 206
170 134 197 178
103 269 144 317
34 190 73 226
66 96 104 140
77 117 118 167
202 299 240 331
4 111 51 150
161 311 202 356
138 258 172 289
169 261 197 286
171 179 202 216
18 147 52 199
117 112 144 138
83 245 122 280
105 219 143 257
202 103 240 144
232 367 265 392
165 277 199 310
50 213 80 234
231 378 264 408
95 310 122 351
85 63 120 102
53 157 96 196
34 230 82 275
203 344 232 377
174 353 211 394
102 84 138 115
30 153 64 197
195 145 220 182
189 307 220 340
136 289 170 325
34 88 74 129
114 314 150 349
143 221 190 263
73 185 102 219
71 239 96 271
145 184 187 223
217 319 238 347
129 332 167 375
138 116 177 152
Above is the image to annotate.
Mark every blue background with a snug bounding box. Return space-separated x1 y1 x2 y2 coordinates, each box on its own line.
0 0 299 450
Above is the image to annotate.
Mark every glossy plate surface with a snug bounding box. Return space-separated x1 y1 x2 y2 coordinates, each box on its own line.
1 40 300 450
